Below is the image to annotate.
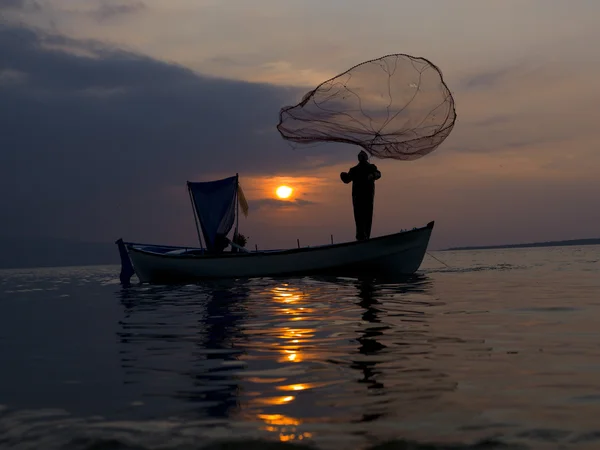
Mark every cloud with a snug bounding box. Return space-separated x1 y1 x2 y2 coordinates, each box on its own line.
0 23 325 242
470 115 512 128
92 1 146 21
460 64 519 90
252 198 317 210
0 0 40 11
437 57 600 161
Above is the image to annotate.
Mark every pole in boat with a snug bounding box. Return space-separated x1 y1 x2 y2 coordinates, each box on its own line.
235 173 240 239
187 182 204 250
297 239 300 248
331 234 333 244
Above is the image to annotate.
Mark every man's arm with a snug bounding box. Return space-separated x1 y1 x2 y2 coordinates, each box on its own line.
369 164 381 181
340 169 353 184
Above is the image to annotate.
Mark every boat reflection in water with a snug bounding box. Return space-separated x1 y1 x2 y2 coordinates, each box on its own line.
116 273 458 445
117 280 250 419
350 275 448 425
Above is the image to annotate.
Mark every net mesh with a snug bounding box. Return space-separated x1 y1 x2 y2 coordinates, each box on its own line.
277 53 456 160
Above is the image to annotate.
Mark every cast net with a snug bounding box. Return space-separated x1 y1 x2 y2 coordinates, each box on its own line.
277 53 456 160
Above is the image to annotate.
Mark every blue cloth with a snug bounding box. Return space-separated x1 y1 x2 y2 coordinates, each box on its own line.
188 176 238 252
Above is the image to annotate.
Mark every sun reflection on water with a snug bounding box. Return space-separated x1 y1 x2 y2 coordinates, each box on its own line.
242 283 321 443
258 414 313 442
271 285 316 366
252 395 296 406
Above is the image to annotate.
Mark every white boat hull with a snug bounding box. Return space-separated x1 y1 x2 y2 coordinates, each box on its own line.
120 221 434 284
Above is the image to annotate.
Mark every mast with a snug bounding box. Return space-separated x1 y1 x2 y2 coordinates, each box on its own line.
235 173 240 239
187 182 204 250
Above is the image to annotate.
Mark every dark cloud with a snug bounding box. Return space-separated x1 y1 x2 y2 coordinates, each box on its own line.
0 0 40 11
460 65 519 90
0 23 334 243
471 115 512 128
252 198 317 210
92 1 146 21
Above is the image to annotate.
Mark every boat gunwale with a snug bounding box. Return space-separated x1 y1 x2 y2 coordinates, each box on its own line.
125 221 434 261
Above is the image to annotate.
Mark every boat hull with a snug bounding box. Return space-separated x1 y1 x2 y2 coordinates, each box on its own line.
121 221 434 284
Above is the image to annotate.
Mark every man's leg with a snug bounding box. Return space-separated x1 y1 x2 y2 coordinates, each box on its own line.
353 196 368 240
352 197 362 240
363 198 374 239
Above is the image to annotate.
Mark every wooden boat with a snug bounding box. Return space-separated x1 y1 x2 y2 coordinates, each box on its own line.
116 175 435 284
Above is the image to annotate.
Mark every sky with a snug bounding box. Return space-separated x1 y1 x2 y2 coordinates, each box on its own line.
1 0 600 250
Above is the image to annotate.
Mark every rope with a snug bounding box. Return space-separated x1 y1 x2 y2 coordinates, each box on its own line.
427 251 451 268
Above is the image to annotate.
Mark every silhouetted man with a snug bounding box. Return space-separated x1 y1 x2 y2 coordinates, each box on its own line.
340 150 382 240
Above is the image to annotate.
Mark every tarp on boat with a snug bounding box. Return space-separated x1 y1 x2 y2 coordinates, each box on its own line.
187 175 238 252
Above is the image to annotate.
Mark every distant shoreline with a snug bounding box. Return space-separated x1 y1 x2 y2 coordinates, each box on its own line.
443 238 600 252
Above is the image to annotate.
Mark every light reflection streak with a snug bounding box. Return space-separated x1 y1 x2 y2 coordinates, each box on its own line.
252 395 296 406
258 414 313 442
246 283 318 443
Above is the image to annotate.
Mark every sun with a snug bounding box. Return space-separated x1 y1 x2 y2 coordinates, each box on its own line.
276 185 293 199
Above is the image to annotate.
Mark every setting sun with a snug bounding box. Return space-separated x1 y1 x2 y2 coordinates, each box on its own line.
276 185 293 199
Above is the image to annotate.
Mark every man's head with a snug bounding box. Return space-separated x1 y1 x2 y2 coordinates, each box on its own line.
358 150 369 162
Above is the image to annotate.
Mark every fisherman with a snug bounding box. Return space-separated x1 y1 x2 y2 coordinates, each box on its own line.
340 150 382 240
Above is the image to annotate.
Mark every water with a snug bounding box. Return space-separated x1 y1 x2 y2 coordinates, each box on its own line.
1 246 600 449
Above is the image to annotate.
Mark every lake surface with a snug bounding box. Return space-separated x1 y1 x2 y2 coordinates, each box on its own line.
1 246 600 449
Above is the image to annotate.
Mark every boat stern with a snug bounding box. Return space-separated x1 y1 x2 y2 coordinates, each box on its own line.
115 238 136 286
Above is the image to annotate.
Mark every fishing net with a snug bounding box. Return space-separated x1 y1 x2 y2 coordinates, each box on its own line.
277 53 456 160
